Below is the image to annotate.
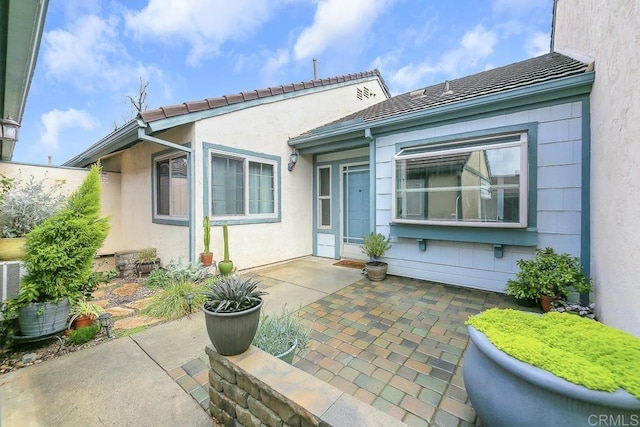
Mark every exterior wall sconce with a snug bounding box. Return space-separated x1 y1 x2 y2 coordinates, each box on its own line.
0 115 20 142
417 239 427 251
288 149 299 171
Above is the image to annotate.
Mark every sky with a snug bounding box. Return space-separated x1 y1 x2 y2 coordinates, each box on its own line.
14 0 554 166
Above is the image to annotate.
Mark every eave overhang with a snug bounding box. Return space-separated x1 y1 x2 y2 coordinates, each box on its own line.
289 72 595 154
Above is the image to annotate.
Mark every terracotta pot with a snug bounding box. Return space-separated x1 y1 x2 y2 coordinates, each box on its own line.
539 294 554 312
73 315 94 329
200 252 213 267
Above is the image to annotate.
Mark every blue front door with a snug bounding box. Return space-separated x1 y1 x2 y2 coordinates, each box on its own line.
343 164 370 251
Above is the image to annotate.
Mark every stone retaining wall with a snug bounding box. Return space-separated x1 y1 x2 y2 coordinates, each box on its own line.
206 345 405 427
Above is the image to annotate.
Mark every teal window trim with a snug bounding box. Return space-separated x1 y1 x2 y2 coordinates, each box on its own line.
203 142 281 226
151 145 191 226
391 123 538 246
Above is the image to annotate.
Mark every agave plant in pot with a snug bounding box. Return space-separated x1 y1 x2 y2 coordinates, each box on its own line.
202 275 267 356
362 232 392 281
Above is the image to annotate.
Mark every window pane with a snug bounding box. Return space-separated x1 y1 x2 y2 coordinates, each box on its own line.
170 156 188 216
395 144 522 224
319 168 330 196
212 155 244 215
156 159 170 216
249 162 274 214
320 199 331 226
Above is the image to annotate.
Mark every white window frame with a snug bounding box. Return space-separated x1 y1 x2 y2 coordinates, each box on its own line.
209 149 279 220
317 165 332 229
153 152 189 220
392 132 528 228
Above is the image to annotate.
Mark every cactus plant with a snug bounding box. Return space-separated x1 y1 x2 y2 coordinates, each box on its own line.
201 216 213 266
218 224 233 275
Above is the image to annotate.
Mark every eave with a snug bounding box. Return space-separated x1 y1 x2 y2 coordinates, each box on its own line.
290 72 595 154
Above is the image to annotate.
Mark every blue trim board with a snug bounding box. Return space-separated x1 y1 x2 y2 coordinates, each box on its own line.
313 155 370 258
580 96 591 305
201 142 282 225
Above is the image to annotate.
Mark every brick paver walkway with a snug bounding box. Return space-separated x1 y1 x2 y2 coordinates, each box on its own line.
294 274 522 427
174 273 526 426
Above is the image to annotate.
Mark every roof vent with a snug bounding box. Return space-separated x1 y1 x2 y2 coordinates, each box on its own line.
442 81 453 96
410 88 427 98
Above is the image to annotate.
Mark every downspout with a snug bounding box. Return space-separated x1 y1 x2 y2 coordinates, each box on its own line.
365 128 375 234
138 128 196 263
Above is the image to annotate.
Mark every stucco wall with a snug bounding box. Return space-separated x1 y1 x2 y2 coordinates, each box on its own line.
375 101 586 293
192 80 386 269
0 161 121 255
553 0 640 336
107 79 386 269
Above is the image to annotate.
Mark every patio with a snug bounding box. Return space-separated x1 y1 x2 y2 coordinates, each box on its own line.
171 257 525 426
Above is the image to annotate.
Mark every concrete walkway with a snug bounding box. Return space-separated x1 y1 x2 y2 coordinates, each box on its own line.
0 256 364 426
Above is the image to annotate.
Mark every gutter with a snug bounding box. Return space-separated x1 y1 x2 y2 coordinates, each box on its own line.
137 128 196 264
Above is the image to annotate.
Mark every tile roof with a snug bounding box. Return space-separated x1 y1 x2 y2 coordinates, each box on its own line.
299 53 589 132
139 70 390 123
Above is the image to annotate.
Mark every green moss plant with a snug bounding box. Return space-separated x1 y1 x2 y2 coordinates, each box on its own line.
466 308 640 398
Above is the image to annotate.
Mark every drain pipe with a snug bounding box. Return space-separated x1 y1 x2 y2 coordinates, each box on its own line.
137 128 196 263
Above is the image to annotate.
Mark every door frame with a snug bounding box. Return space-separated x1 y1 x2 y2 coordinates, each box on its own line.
340 161 370 260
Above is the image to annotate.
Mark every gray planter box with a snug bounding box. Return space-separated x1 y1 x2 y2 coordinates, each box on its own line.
464 325 640 427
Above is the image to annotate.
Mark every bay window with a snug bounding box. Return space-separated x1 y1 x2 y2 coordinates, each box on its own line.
393 132 528 227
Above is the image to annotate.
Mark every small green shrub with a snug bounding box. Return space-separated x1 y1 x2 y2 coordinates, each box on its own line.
145 268 172 289
202 276 266 313
506 247 592 300
68 325 100 345
361 233 391 260
142 280 207 320
77 269 117 299
252 307 311 357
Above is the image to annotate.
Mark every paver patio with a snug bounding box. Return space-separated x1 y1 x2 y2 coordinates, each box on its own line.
173 264 527 426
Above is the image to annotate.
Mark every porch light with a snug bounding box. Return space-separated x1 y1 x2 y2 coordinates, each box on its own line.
288 149 299 171
98 313 113 338
0 116 20 142
184 293 194 315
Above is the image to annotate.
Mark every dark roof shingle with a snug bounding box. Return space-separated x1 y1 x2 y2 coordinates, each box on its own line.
308 53 588 131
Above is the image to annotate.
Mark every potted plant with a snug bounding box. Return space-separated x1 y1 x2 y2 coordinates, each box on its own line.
0 173 65 260
506 247 592 311
135 248 159 275
200 216 213 267
201 275 267 356
217 224 233 275
464 308 640 427
12 164 110 337
68 298 105 329
252 306 311 364
361 232 391 281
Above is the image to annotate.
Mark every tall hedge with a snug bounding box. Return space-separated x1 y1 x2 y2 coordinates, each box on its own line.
21 164 110 302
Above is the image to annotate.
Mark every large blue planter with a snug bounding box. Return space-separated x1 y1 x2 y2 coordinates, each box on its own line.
18 299 70 337
464 325 640 427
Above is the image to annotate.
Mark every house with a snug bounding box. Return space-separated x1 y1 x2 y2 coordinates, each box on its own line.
552 0 640 337
61 72 390 269
289 52 594 293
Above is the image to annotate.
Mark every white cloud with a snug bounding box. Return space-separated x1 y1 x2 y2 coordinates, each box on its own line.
386 25 498 93
124 0 278 66
261 49 291 82
293 0 394 61
492 0 549 16
43 14 163 93
526 31 550 57
40 109 95 151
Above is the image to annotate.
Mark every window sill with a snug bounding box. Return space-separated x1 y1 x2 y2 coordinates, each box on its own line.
210 217 281 226
389 223 538 247
152 217 189 226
